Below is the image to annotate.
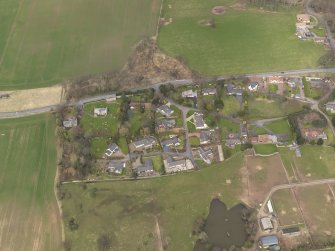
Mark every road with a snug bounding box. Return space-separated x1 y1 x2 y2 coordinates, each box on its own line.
1 68 335 119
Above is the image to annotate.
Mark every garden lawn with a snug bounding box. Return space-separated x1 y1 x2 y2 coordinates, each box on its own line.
158 1 325 76
0 0 160 90
219 119 240 140
60 153 245 251
0 115 62 250
264 119 292 136
254 144 278 155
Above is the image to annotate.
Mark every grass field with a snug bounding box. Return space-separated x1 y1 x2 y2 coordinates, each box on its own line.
0 0 160 90
60 154 244 251
279 145 335 181
254 144 278 155
271 189 304 227
297 185 335 244
158 0 325 76
0 115 62 250
264 119 292 136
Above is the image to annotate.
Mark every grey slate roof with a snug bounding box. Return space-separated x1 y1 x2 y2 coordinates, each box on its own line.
193 113 206 129
157 105 174 117
226 84 243 96
260 235 279 247
161 137 180 147
136 160 154 174
166 156 186 168
107 161 125 174
133 136 157 149
156 119 176 129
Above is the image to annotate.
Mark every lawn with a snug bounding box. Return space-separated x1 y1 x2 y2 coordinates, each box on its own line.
143 155 164 173
60 153 245 251
221 95 241 116
271 189 304 227
158 1 325 76
303 78 322 100
189 136 200 146
0 0 160 90
254 144 278 155
248 97 304 119
264 119 292 136
0 115 62 250
81 101 120 136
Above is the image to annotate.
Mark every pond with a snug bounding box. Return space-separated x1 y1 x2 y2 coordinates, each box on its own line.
194 198 248 251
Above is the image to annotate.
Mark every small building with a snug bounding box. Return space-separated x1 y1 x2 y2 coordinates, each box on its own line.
132 136 157 150
105 143 119 157
248 82 259 92
94 108 108 117
135 159 154 176
161 136 180 148
106 94 116 102
260 217 274 231
259 235 279 249
202 88 217 96
282 227 300 236
199 147 214 164
226 84 243 96
267 200 274 214
182 89 197 98
63 117 78 128
295 147 302 157
156 119 176 130
251 134 277 144
107 161 125 174
297 14 310 24
325 102 335 113
225 138 241 148
193 113 208 130
157 104 174 117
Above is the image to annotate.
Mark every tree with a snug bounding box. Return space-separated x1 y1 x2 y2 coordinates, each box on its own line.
214 98 224 109
332 116 335 127
317 138 324 145
68 217 79 231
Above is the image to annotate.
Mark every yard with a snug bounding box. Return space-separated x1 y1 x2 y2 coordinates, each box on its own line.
60 154 245 251
248 97 304 119
264 119 292 137
158 0 325 76
254 144 278 155
303 78 322 100
143 155 164 173
0 0 160 90
218 119 240 140
0 115 62 250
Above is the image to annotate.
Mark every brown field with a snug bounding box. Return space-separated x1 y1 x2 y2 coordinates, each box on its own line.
271 189 304 227
296 184 335 245
243 154 289 206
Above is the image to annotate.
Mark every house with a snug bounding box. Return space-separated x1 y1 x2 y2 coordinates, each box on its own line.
182 90 197 98
260 217 273 231
325 102 335 113
165 156 187 173
193 113 208 130
202 88 217 96
135 159 154 176
297 14 310 24
156 119 176 129
200 130 214 145
303 128 327 141
251 134 277 144
157 104 174 117
105 143 119 157
199 147 214 164
287 77 302 88
107 161 125 174
94 108 108 117
161 136 180 148
105 94 116 102
225 135 241 148
282 227 300 236
132 136 157 150
63 117 78 128
267 76 284 84
248 82 259 92
226 84 243 96
259 235 279 249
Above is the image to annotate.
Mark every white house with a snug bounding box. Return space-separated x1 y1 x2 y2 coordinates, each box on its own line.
94 108 108 117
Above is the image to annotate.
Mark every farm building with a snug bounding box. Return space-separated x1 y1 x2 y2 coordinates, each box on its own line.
260 217 273 231
282 227 300 236
259 235 279 249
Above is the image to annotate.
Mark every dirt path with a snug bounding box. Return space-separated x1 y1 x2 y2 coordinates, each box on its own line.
155 216 164 251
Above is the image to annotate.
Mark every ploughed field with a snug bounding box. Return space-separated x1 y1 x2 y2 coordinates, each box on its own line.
0 115 62 250
0 0 160 90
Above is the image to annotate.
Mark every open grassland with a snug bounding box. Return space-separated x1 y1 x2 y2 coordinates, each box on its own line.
271 189 304 227
61 154 244 251
254 144 278 155
279 145 335 181
264 119 292 136
297 185 335 245
0 115 62 250
0 0 160 90
248 98 304 119
158 0 325 76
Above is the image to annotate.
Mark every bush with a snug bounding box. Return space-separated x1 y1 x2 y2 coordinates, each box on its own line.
68 217 79 231
97 234 112 251
317 138 324 145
